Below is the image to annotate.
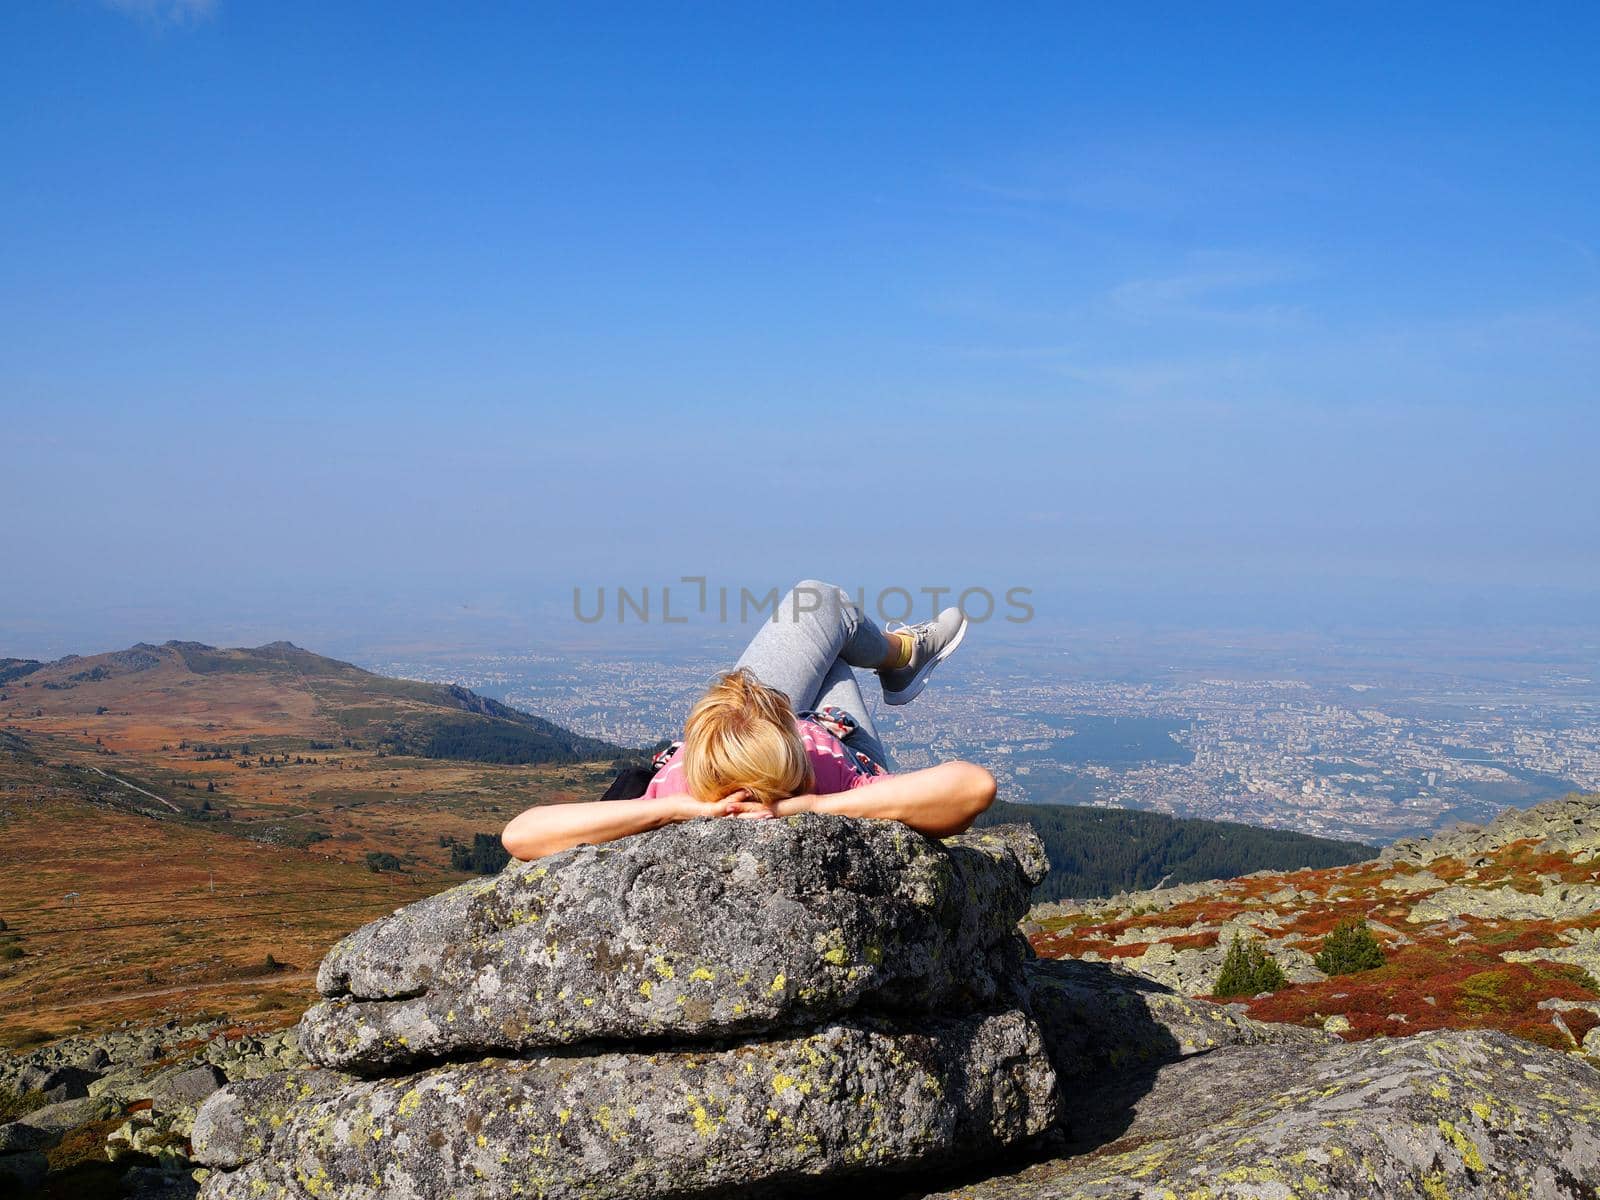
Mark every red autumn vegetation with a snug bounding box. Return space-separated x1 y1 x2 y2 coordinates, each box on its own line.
1029 834 1600 1056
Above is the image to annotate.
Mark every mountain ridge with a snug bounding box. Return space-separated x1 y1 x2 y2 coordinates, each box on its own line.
2 639 630 766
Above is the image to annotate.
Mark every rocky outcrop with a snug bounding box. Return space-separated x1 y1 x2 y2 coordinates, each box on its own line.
16 805 1600 1199
921 1028 1600 1199
909 960 1600 1196
195 817 1060 1199
1384 790 1600 866
301 817 1047 1074
200 1011 1055 1200
196 960 1338 1200
1407 881 1600 923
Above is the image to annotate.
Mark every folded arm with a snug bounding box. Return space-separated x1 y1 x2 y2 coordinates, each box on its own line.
501 794 749 862
770 760 997 837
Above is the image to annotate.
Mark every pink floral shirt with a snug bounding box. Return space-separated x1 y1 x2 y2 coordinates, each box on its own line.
641 718 889 799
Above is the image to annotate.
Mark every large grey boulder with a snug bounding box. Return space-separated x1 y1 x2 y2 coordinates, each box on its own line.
147 1062 227 1112
197 1008 1057 1200
194 818 1060 1199
190 1068 349 1170
919 1028 1600 1199
1 1093 117 1148
1385 790 1600 866
0 1120 56 1154
301 816 1047 1073
14 1062 100 1102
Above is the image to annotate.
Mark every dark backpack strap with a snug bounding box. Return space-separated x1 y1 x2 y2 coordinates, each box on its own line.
600 765 657 801
603 740 683 800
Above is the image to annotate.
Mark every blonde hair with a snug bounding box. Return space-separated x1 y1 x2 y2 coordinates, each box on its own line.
682 669 814 804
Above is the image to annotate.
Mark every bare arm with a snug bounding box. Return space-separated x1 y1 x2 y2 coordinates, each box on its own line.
501 761 996 861
769 760 996 837
501 792 757 862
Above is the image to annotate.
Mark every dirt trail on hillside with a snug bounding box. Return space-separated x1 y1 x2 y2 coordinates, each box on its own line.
84 763 182 812
7 972 317 1014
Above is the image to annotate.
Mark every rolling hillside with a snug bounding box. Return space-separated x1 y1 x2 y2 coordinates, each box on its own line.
0 641 633 1044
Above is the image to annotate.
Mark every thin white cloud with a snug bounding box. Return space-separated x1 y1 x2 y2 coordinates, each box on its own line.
101 0 216 26
1109 251 1310 327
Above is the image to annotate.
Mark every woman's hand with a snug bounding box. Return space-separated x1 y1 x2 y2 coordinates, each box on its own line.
664 790 773 821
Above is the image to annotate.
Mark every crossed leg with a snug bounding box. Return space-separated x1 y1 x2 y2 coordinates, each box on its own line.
732 579 896 768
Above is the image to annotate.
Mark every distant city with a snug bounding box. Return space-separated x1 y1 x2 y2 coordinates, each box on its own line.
364 630 1600 845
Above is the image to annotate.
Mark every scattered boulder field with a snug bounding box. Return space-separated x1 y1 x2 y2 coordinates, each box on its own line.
1028 791 1600 1056
6 800 1600 1197
0 1017 302 1197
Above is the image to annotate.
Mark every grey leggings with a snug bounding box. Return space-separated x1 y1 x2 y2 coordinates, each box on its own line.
732 579 895 770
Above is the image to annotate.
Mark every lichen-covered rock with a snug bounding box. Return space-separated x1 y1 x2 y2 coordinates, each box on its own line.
919 1028 1600 1199
197 1008 1057 1200
0 1094 117 1149
191 1069 348 1170
0 1120 56 1154
301 816 1047 1072
147 1063 227 1112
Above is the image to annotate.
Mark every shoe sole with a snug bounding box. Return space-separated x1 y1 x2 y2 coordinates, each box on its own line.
882 614 968 706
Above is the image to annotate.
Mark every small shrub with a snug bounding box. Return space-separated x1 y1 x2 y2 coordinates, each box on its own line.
1314 919 1386 975
0 944 22 961
1213 933 1287 998
365 851 403 873
1457 969 1516 1015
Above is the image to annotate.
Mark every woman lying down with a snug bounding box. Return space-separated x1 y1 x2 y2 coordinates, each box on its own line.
501 579 995 861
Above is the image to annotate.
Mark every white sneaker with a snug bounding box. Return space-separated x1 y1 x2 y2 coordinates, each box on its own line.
878 607 968 706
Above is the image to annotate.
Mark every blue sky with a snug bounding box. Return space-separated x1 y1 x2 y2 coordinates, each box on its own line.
2 2 1597 655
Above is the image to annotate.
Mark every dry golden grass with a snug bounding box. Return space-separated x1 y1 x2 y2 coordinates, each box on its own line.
0 641 622 1043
